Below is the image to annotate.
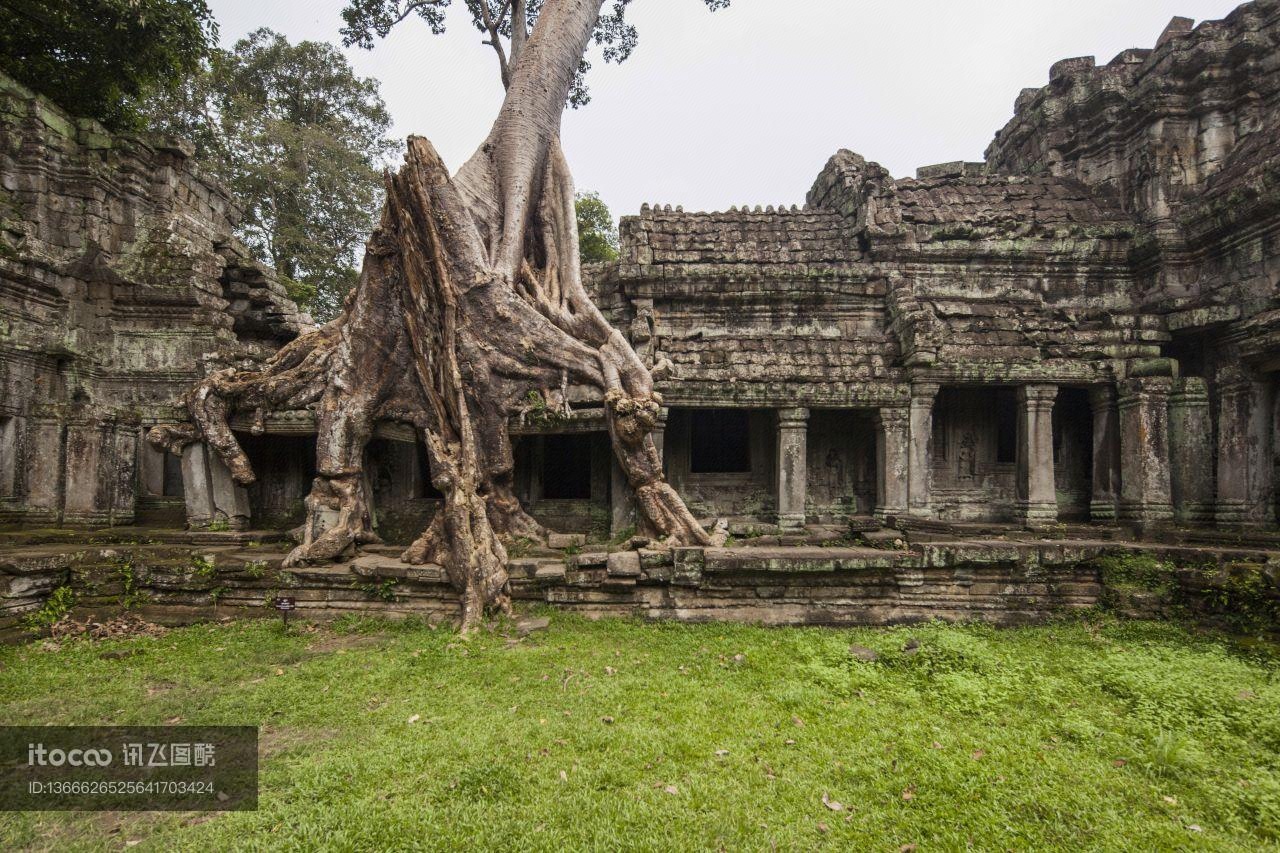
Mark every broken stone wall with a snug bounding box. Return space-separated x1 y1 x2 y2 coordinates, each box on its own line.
0 72 308 528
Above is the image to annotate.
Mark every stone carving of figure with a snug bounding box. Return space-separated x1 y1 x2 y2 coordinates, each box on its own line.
957 432 977 482
824 448 845 491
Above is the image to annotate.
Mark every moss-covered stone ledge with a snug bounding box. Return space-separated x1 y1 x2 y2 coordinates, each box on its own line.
4 533 1279 640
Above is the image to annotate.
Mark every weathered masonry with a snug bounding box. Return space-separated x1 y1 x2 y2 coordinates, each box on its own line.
3 2 1280 543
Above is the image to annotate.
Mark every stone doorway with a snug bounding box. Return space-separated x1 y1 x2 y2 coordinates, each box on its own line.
1053 387 1094 522
806 410 876 521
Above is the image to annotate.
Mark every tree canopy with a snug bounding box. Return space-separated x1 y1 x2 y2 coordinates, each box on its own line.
575 191 619 262
147 29 397 321
0 0 217 131
340 0 729 106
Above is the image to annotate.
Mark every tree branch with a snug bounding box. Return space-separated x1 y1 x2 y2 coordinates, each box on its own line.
511 0 528 65
478 2 511 87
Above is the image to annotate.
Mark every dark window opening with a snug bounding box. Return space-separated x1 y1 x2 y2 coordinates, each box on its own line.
542 434 593 499
995 389 1018 463
162 451 184 497
690 410 751 473
932 400 948 461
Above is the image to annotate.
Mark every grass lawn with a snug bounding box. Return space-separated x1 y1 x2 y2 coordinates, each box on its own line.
1 612 1278 851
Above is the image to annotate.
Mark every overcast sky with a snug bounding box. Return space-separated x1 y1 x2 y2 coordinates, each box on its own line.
207 0 1247 219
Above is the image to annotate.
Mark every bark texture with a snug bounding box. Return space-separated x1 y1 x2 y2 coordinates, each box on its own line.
149 0 713 631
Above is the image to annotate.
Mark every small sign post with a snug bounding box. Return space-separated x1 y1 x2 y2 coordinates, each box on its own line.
273 596 296 629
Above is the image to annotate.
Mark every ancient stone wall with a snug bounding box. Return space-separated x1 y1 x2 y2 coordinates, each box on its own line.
0 72 308 528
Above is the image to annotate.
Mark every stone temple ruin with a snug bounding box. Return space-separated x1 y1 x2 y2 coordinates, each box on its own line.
2 3 1280 629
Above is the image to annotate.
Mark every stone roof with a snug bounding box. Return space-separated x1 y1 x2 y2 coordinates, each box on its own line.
886 174 1132 241
618 205 865 280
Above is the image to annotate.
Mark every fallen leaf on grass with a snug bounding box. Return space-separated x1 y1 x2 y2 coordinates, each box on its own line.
822 793 844 811
816 821 829 833
664 785 679 795
1162 795 1177 805
971 749 985 761
558 770 567 782
792 716 805 727
900 845 918 852
1187 824 1203 833
601 716 614 724
930 741 943 750
901 786 916 801
715 749 729 757
407 714 420 724
1113 759 1128 767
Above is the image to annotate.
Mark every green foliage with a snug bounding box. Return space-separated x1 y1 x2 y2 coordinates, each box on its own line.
506 537 538 559
190 556 217 579
521 390 564 425
352 577 399 602
1096 552 1176 594
205 518 231 532
0 0 216 131
243 560 269 579
144 29 395 322
575 191 619 263
115 559 149 610
340 0 731 108
22 586 75 630
2 616 1277 848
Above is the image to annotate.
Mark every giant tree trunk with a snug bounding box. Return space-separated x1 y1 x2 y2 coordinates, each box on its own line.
149 0 714 632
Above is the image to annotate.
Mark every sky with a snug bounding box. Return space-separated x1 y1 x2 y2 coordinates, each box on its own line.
206 0 1248 219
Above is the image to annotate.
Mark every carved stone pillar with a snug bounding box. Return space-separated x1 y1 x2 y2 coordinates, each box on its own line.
62 420 138 526
1016 384 1058 526
776 407 809 530
908 382 940 517
652 407 667 472
1169 378 1214 526
1117 377 1174 528
181 442 250 530
1088 385 1121 523
874 406 910 523
610 457 636 538
1215 372 1275 528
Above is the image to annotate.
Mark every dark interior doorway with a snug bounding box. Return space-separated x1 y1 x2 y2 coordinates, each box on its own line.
690 409 752 473
542 434 593 499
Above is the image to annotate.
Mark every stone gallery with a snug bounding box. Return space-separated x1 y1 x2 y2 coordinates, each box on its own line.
2 2 1280 628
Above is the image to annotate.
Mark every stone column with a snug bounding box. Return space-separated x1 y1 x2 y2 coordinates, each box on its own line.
181 443 250 530
139 438 166 497
1215 372 1275 528
908 382 940 517
775 408 809 530
1169 378 1214 526
1016 384 1058 527
610 458 636 538
1088 386 1121 523
874 406 910 523
1117 377 1174 528
22 419 64 523
651 407 668 473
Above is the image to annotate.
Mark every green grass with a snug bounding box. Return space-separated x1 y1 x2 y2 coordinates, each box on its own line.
1 614 1278 851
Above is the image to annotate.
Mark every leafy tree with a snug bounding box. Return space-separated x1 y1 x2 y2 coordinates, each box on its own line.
575 191 618 263
147 30 397 320
0 0 216 131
